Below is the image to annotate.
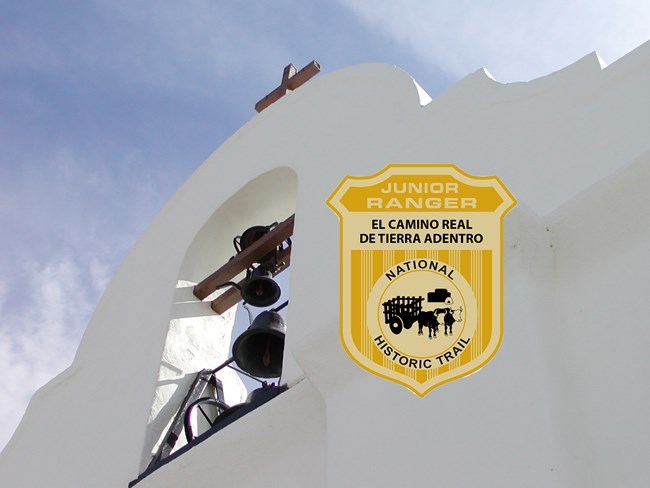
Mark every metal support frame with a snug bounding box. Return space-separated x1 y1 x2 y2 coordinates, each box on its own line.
146 363 229 471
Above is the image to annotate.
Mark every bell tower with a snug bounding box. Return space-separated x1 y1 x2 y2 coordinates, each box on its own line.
2 43 650 487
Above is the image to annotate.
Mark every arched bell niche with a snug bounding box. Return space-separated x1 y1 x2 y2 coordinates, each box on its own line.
140 166 297 472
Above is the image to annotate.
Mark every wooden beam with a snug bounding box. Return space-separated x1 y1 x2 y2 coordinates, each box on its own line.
255 60 321 113
210 247 291 314
287 60 320 90
254 64 294 113
277 63 296 99
193 214 295 301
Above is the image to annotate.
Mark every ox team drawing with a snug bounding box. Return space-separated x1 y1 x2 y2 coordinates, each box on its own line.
327 164 516 396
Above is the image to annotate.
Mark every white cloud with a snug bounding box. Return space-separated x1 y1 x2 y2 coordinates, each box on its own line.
0 257 105 449
0 138 173 451
337 0 650 82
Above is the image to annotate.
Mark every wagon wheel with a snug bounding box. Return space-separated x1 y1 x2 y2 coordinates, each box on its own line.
388 315 403 335
403 315 415 330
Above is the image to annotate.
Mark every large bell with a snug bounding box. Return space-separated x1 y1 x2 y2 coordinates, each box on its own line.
240 266 281 307
232 310 286 378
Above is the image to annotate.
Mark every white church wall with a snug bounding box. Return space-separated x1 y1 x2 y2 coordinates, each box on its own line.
545 149 650 486
136 378 326 487
286 204 562 487
1 41 649 488
140 285 243 472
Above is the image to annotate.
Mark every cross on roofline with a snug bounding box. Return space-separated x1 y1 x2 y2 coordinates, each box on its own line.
255 60 321 112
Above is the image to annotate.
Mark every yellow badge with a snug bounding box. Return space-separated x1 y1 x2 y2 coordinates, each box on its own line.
327 164 516 396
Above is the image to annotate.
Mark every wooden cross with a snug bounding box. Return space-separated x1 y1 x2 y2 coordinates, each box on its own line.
255 60 321 113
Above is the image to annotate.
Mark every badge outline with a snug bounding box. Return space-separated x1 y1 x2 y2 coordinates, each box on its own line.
327 163 516 396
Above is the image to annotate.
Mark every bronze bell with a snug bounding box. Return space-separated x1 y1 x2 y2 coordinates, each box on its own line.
238 225 270 251
236 224 280 265
240 266 281 307
232 310 286 378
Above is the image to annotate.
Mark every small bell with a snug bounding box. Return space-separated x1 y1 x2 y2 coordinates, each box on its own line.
240 266 281 307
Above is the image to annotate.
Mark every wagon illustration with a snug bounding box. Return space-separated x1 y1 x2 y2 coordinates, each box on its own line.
382 288 454 335
382 296 425 335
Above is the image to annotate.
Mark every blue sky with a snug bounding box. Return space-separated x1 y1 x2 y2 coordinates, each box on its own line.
0 0 647 450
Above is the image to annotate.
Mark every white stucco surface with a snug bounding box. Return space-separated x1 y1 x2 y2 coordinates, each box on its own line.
1 41 649 487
